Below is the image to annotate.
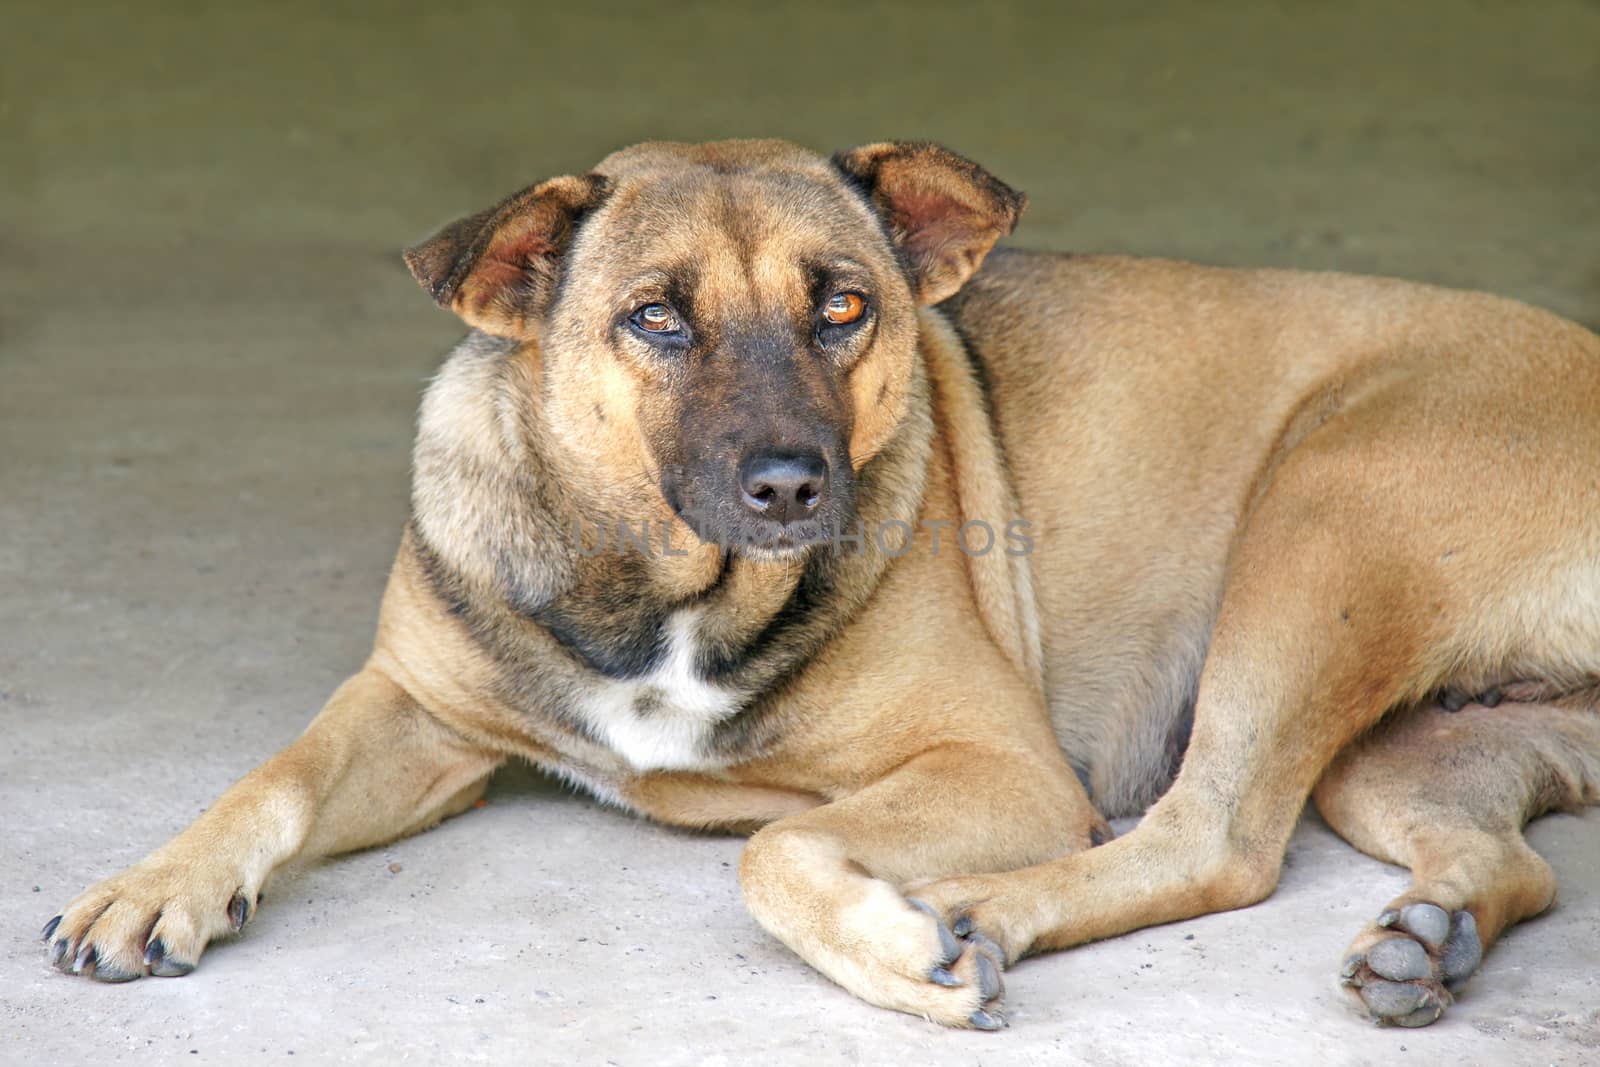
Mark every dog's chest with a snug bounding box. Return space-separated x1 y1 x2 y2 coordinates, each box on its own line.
567 609 741 772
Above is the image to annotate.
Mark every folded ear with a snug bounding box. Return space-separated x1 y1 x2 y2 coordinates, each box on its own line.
833 142 1026 305
403 173 610 336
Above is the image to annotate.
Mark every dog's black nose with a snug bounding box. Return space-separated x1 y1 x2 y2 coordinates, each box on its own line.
738 452 828 524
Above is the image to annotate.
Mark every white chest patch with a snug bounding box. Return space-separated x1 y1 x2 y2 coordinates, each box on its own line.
573 609 742 772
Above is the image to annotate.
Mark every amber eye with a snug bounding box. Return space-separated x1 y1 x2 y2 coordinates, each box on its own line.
634 303 679 333
822 292 866 326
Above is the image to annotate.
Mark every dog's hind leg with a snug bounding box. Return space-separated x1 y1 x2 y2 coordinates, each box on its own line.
1313 692 1600 1026
910 386 1600 982
42 667 503 981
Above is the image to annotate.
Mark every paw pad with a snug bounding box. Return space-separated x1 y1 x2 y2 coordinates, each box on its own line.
1341 903 1482 1027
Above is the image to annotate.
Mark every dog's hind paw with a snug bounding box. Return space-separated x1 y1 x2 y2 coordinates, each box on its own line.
1339 903 1481 1026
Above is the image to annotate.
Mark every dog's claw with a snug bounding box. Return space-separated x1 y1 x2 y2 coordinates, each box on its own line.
227 891 250 932
968 1008 1007 1031
40 915 62 942
951 916 973 938
144 936 194 977
974 951 1002 1001
1440 689 1468 712
150 956 195 977
965 931 1006 964
908 897 960 964
1478 687 1503 708
49 936 72 970
928 965 962 987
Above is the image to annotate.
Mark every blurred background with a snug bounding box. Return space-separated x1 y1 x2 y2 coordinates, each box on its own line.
3 3 1598 1063
6 1 1599 325
7 0 1598 691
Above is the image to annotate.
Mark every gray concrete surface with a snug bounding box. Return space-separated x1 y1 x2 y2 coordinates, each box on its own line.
3 2 1598 1064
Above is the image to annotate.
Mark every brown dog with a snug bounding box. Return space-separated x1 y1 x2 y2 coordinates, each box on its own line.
43 139 1600 1031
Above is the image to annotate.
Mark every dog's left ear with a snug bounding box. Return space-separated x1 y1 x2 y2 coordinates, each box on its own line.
403 173 610 337
833 142 1026 305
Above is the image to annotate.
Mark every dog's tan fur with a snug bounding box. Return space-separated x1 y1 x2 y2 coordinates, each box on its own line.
45 140 1600 1030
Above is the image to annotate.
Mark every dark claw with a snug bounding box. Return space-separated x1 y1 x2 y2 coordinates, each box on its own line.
952 916 974 938
49 937 72 970
40 915 62 941
91 957 140 983
968 1008 1007 1031
148 953 194 979
227 891 250 931
1339 953 1365 983
975 951 1002 1001
1440 689 1468 712
907 898 960 965
73 943 98 976
1478 687 1503 708
928 966 962 987
143 937 166 967
966 931 1007 968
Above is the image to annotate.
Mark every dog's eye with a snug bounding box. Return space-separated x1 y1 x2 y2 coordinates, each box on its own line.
822 292 866 326
633 303 680 333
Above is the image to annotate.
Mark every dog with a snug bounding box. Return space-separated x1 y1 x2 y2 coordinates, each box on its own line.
42 139 1600 1031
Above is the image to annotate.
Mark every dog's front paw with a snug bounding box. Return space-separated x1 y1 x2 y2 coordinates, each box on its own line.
1339 902 1482 1026
742 829 1009 1030
904 897 1008 1029
43 860 257 982
810 882 1006 1029
906 872 1031 971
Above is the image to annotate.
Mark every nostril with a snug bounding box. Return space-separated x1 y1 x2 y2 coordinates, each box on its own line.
797 484 821 510
748 485 776 508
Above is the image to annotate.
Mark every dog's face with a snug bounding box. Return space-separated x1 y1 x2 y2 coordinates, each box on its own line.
405 140 1023 556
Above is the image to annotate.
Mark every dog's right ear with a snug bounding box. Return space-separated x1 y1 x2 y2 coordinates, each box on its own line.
403 174 610 337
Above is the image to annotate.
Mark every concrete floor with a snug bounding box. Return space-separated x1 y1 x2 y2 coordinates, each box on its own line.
3 2 1599 1064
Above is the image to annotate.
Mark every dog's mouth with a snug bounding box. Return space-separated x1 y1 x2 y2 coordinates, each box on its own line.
662 477 853 560
675 505 840 559
722 517 835 559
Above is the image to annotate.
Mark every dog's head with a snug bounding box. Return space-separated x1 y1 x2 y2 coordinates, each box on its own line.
404 140 1023 557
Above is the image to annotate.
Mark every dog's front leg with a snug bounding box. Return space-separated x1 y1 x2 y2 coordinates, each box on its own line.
43 666 502 980
739 742 1094 1029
